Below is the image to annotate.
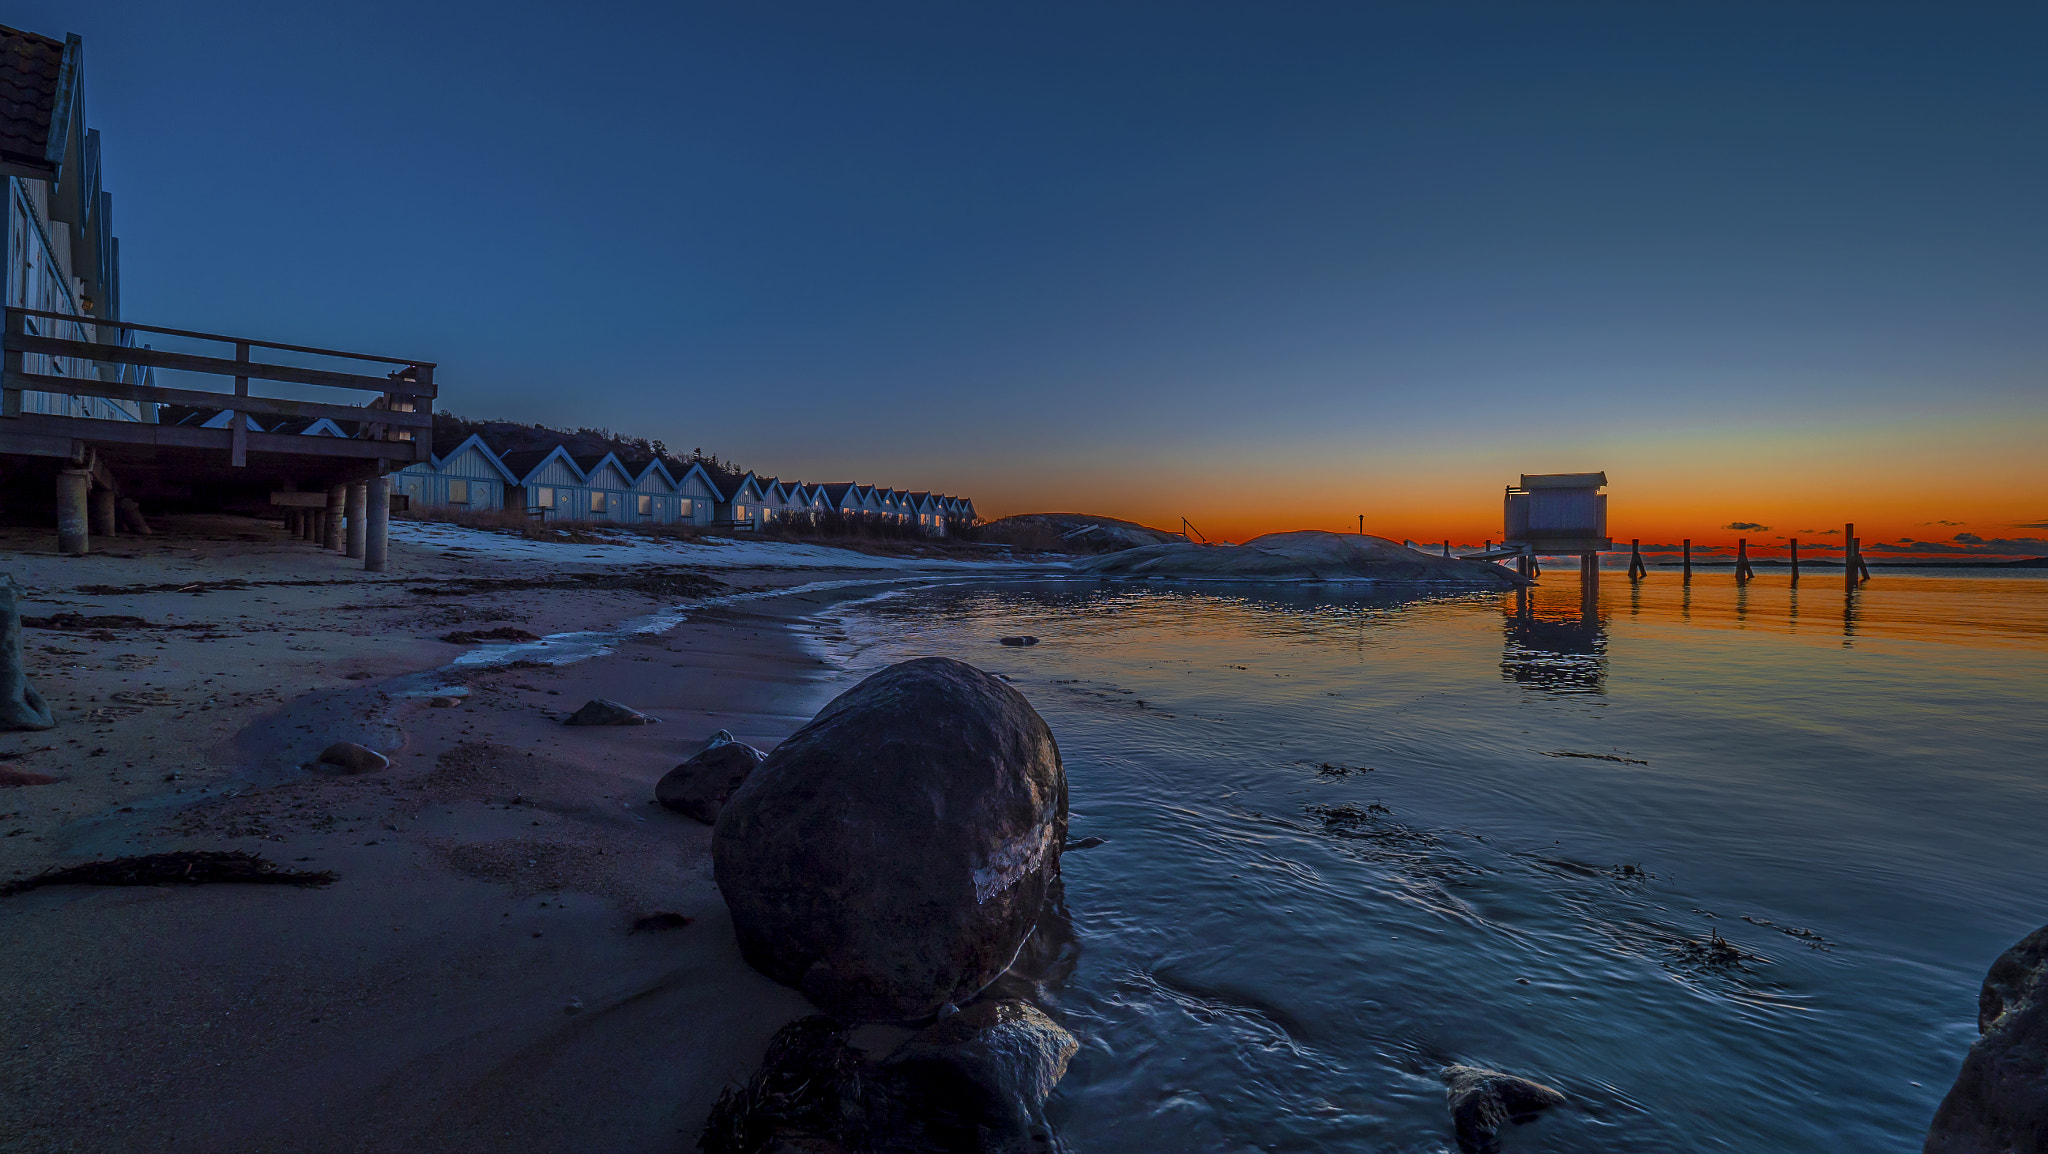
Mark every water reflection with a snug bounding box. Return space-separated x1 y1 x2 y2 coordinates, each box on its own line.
1501 587 1608 694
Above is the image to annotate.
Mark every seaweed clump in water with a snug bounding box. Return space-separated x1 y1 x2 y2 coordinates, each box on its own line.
1673 928 1751 971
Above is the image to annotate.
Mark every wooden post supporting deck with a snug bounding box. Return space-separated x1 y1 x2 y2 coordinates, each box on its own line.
90 489 116 538
346 481 367 559
1845 523 1861 589
1682 539 1692 580
230 342 250 468
56 469 91 554
1736 538 1755 582
1627 539 1647 579
365 475 391 572
325 485 346 552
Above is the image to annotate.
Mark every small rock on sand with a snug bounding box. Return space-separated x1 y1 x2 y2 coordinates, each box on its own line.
428 696 459 708
316 741 389 775
0 766 60 787
998 636 1040 647
1442 1064 1566 1154
656 736 766 824
563 699 658 726
630 911 693 933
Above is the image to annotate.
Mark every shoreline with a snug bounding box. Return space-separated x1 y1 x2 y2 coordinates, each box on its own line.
0 514 1017 1152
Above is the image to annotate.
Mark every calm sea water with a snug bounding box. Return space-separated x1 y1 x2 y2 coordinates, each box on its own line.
806 570 2048 1153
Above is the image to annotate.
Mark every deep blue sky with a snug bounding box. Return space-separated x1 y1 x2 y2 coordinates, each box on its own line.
24 1 2048 534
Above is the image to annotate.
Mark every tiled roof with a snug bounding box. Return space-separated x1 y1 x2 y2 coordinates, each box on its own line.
0 24 66 177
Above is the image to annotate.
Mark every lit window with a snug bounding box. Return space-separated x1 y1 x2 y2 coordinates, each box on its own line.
590 491 606 514
637 494 652 515
535 487 554 509
447 479 469 505
679 498 693 517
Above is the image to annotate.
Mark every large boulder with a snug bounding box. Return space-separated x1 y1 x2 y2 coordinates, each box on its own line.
713 657 1067 1022
1926 924 2048 1153
655 731 765 824
0 574 55 731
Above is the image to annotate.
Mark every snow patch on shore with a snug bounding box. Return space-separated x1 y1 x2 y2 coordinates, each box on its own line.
390 521 1049 571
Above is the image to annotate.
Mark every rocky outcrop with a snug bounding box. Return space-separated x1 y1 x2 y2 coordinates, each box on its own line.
1925 924 2048 1154
712 657 1067 1022
701 999 1077 1154
0 574 55 731
1442 1065 1567 1154
1076 530 1529 588
655 731 765 824
562 698 658 725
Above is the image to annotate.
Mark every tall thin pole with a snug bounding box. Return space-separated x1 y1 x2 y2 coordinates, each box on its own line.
1682 539 1692 580
1845 523 1856 591
1789 537 1799 582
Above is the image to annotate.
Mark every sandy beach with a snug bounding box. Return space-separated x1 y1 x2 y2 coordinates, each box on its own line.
0 515 1029 1153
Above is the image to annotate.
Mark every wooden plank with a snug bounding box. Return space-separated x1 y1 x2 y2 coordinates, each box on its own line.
0 370 432 428
0 412 420 461
5 305 434 368
6 331 439 398
0 429 80 457
232 341 249 468
270 492 330 507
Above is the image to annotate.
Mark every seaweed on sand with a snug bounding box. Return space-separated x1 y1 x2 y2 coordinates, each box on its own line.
2 850 337 896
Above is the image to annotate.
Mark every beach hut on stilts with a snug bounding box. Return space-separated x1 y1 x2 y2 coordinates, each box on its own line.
1502 473 1612 596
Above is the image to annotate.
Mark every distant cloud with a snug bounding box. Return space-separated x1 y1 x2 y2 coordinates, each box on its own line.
1923 519 1965 526
1723 521 1770 531
1862 536 2048 556
2018 520 2048 530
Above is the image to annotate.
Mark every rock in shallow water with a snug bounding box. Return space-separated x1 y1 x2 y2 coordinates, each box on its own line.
713 657 1067 1022
701 999 1076 1153
1442 1064 1566 1154
1925 924 2048 1154
562 698 658 726
655 735 765 823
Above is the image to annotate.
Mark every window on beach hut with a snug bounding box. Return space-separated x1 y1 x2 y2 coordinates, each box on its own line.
679 498 694 518
590 491 606 514
447 479 469 505
637 494 652 516
534 487 554 509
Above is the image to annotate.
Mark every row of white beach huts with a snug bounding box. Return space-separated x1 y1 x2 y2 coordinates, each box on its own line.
157 408 976 532
397 432 974 533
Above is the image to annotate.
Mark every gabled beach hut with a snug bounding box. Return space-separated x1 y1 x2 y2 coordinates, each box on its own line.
568 452 640 522
394 433 518 511
669 461 722 524
497 445 586 520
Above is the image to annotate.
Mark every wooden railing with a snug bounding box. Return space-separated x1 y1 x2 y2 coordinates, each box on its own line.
1 305 435 466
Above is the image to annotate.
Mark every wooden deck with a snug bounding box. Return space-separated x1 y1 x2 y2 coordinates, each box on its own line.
0 305 434 487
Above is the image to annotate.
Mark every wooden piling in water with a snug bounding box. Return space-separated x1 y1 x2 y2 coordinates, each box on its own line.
1627 539 1647 579
1788 538 1799 582
1736 538 1754 582
1682 539 1692 579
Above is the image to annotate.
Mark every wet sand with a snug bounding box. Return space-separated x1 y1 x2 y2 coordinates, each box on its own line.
0 514 996 1153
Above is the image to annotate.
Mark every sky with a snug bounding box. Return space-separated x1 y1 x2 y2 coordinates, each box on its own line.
23 1 2048 548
